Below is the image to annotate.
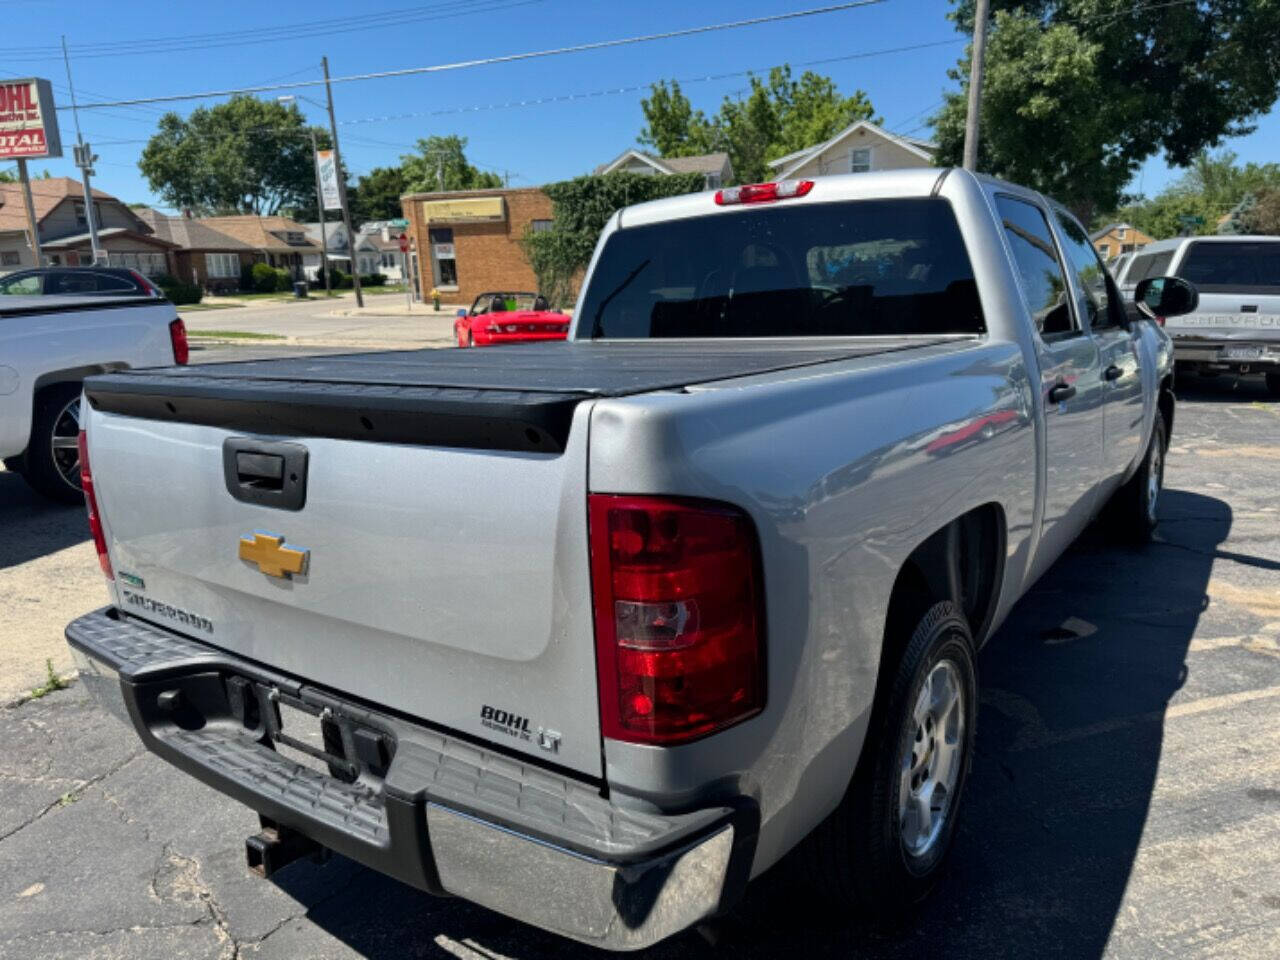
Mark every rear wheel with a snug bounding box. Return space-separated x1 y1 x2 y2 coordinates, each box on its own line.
1266 372 1280 398
800 601 977 922
22 383 85 504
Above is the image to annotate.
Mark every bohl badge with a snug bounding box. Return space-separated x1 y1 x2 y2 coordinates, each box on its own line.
0 79 62 160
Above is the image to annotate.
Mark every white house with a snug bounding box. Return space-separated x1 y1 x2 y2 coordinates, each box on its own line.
767 120 936 180
593 150 733 190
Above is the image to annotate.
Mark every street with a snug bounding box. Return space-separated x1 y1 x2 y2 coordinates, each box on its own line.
1 373 1277 959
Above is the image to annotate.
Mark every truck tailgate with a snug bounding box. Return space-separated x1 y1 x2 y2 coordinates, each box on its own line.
82 340 944 776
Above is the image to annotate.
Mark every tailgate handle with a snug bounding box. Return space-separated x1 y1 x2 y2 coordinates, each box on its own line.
222 439 308 511
236 452 284 489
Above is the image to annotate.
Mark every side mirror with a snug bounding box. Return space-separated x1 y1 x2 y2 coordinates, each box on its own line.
1134 276 1198 320
456 308 468 318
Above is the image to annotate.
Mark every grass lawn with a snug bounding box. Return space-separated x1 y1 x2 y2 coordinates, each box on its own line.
186 329 285 340
365 284 409 295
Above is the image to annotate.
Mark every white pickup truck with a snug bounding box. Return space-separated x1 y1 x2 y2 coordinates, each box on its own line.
0 294 186 502
66 169 1197 949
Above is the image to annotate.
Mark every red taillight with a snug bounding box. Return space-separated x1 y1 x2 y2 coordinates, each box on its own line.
715 179 814 206
169 317 189 364
589 495 764 745
77 430 113 581
1155 315 1165 327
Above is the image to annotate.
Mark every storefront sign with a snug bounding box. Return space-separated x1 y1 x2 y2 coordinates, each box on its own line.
0 78 61 160
433 243 455 259
421 197 505 223
316 149 342 211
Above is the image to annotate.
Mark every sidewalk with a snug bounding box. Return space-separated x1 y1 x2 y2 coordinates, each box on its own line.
185 298 464 349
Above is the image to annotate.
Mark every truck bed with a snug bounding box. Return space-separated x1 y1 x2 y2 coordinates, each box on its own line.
84 338 951 452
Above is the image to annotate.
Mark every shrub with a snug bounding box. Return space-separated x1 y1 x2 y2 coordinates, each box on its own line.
250 262 278 293
159 279 203 305
274 268 293 292
360 273 387 286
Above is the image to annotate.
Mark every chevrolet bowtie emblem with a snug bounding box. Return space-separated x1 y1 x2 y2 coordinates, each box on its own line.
238 532 309 579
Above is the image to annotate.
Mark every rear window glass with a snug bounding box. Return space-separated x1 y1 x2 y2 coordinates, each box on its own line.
1177 241 1280 294
579 198 984 339
1123 251 1174 286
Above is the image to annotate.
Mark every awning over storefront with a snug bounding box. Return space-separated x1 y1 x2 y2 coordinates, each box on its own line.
421 197 506 223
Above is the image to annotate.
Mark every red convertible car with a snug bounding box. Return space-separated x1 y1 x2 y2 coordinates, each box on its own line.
454 292 570 347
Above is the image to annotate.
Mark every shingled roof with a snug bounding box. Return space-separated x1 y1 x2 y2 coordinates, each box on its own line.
133 208 254 251
0 177 116 233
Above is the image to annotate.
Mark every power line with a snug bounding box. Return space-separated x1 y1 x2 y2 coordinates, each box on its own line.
57 1 886 111
0 0 546 62
333 37 963 127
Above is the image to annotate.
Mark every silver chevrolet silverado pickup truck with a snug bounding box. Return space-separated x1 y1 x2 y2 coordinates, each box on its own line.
65 169 1196 949
1119 235 1280 395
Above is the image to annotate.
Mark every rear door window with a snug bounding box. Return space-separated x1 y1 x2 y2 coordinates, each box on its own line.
579 198 984 339
1177 241 1280 294
93 273 137 292
995 196 1075 337
48 272 96 294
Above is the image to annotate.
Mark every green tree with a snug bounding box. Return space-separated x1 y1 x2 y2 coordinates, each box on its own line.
935 2 1280 218
348 165 410 222
139 95 329 214
1241 188 1280 236
400 135 502 193
1100 150 1280 239
521 171 705 308
639 66 879 184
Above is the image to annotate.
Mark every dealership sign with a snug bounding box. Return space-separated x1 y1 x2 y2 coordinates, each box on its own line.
316 149 342 211
0 78 62 160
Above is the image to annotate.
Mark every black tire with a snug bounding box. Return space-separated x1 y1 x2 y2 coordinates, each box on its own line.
1266 372 1280 398
22 383 85 504
1110 409 1167 543
800 601 977 923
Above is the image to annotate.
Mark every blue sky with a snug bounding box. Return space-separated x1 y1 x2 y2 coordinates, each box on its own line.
1 0 1275 210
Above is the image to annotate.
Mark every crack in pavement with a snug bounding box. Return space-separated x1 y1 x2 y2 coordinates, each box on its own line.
0 748 144 845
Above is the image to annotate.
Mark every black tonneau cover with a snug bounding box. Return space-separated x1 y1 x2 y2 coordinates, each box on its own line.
85 339 948 453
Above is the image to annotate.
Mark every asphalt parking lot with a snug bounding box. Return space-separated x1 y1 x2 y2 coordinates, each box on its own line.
1 374 1278 960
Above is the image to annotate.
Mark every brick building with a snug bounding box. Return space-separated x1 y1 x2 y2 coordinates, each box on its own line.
402 187 552 306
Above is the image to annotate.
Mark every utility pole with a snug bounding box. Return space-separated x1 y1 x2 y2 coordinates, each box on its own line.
309 128 331 297
62 36 103 264
17 159 42 267
962 0 990 173
322 56 362 308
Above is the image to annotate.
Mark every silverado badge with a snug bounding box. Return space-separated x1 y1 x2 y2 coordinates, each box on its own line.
238 531 309 579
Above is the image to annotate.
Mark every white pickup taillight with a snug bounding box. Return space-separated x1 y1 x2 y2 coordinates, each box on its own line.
589 494 764 745
77 430 113 581
169 318 189 365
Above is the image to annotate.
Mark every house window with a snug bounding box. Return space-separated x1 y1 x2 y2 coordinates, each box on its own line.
108 251 167 277
1116 226 1127 240
530 219 553 233
850 148 873 173
205 253 240 279
286 231 306 244
1098 244 1110 258
1 251 20 266
72 200 103 226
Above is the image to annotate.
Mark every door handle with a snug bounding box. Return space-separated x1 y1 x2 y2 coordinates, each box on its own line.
1103 364 1122 381
1048 382 1076 404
